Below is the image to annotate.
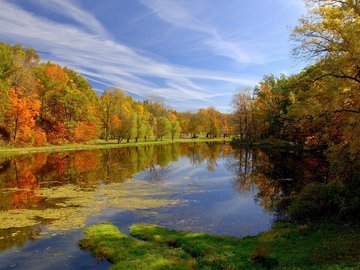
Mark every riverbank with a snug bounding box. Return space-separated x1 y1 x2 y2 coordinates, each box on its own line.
80 222 360 269
230 138 297 150
0 137 231 157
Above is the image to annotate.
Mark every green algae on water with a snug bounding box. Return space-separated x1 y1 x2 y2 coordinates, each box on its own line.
0 180 183 231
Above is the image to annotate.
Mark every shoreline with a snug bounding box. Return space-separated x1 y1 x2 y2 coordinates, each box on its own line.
80 222 360 269
0 137 231 157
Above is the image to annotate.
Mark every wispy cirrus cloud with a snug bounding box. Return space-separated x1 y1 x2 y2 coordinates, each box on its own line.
0 0 257 109
138 0 265 65
33 0 110 38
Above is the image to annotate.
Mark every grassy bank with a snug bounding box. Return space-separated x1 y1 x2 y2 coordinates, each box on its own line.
0 137 231 157
230 138 297 151
80 222 360 270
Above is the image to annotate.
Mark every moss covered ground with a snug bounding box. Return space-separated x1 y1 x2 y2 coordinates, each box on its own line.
80 222 360 269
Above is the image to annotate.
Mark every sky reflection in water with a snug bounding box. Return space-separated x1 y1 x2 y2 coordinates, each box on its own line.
0 142 320 270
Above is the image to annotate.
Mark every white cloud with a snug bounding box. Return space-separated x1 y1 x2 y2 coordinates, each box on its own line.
138 0 264 65
0 1 259 111
34 0 110 38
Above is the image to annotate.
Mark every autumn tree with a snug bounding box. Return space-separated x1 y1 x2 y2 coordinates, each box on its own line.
292 0 360 85
144 95 168 117
0 42 42 144
156 117 171 140
36 62 99 144
288 0 360 181
98 88 125 141
5 87 41 144
188 111 203 138
220 113 232 138
199 107 222 138
119 114 137 143
177 111 191 138
133 103 148 143
170 119 181 141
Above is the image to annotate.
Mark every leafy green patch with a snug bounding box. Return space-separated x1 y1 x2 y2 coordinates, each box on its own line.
80 222 360 269
80 223 195 270
278 181 360 222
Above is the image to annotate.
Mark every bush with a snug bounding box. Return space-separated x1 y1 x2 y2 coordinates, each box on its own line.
32 128 47 146
280 181 360 222
73 122 98 143
252 246 269 261
46 122 69 144
251 246 279 269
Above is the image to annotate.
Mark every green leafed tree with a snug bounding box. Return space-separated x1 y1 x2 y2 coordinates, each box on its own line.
156 116 171 140
170 120 181 141
98 88 125 141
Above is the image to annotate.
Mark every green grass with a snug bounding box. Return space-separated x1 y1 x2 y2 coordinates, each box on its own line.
231 138 296 150
79 223 196 270
0 137 231 157
80 222 360 270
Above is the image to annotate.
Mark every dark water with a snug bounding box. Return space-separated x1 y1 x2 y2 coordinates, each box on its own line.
0 142 327 270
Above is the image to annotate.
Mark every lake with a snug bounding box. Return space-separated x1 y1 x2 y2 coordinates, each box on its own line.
0 142 327 269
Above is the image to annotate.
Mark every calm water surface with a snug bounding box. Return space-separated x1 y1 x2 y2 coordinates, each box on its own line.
0 142 327 269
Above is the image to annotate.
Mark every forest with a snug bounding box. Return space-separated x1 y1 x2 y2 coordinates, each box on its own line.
0 44 231 146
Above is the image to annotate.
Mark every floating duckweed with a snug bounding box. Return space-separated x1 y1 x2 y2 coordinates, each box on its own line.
0 180 183 231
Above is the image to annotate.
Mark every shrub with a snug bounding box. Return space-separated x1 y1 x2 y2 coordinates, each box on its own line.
280 181 360 222
47 122 69 145
32 128 47 146
252 246 269 261
251 246 279 269
73 122 98 143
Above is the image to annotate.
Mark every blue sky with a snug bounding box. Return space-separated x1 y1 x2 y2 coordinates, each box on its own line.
0 0 306 112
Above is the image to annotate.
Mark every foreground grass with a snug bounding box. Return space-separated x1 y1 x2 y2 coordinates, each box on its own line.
80 222 360 270
0 137 230 157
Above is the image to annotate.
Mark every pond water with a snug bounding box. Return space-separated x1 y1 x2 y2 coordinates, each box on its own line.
0 142 327 269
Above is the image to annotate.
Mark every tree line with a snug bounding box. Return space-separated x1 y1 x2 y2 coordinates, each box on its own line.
232 0 359 182
0 42 231 146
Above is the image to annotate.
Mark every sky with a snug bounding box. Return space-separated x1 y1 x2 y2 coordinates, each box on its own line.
0 0 306 112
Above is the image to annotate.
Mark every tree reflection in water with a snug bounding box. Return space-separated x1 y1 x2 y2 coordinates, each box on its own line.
226 147 329 212
0 143 229 252
0 142 329 254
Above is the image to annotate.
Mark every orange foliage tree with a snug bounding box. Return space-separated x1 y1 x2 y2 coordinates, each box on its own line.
73 122 98 143
5 87 41 144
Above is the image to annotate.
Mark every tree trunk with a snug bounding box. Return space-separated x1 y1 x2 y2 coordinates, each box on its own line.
239 116 243 140
13 117 18 143
105 126 110 141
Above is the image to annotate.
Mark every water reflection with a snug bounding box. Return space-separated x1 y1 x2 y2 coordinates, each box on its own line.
227 147 329 211
0 143 232 253
0 143 328 269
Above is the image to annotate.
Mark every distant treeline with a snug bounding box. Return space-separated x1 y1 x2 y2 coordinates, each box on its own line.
0 41 232 146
